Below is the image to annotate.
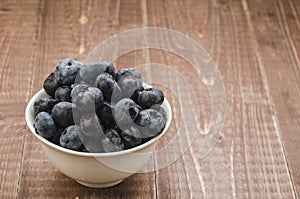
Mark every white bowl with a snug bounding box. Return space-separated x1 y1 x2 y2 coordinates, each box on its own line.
25 88 172 188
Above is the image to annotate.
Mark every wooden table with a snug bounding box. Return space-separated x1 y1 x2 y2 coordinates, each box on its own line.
1 0 299 198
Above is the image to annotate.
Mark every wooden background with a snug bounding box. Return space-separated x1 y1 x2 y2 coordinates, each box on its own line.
0 0 299 198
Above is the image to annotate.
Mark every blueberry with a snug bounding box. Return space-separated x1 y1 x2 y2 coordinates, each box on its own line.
78 145 89 152
72 105 85 125
80 113 104 137
131 86 144 102
104 61 116 79
136 88 164 109
51 128 64 146
59 125 82 150
79 133 104 153
151 104 167 120
79 113 105 152
115 68 142 85
95 73 122 102
142 136 154 144
101 128 124 152
43 73 61 97
114 98 141 128
55 85 72 102
105 128 122 140
52 102 74 127
117 76 143 98
55 58 82 85
135 109 166 137
76 81 94 87
71 83 89 102
34 98 58 116
34 112 57 139
72 86 104 113
79 61 115 84
80 113 105 153
96 101 116 130
121 126 142 149
73 72 95 87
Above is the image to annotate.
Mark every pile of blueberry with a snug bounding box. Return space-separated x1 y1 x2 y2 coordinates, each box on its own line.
33 58 167 153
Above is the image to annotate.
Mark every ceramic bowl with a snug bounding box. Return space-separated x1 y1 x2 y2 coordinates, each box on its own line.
25 88 172 188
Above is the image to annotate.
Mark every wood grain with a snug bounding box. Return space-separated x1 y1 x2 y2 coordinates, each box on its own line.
0 0 40 198
245 0 300 197
146 0 296 198
0 0 299 198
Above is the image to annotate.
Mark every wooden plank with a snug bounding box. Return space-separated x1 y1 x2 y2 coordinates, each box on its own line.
245 0 300 197
0 0 39 117
0 122 26 198
18 0 156 198
0 0 297 198
0 0 40 198
146 0 295 198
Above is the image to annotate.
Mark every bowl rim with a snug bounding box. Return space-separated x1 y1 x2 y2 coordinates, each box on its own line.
25 88 172 157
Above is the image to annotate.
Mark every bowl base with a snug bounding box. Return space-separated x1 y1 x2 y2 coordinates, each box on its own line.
76 179 124 188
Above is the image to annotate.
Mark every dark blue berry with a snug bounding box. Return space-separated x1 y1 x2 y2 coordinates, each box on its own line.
79 113 105 152
43 73 61 97
151 104 167 120
34 112 57 139
131 86 144 102
52 102 74 127
55 85 72 102
71 84 89 101
121 126 142 149
115 68 142 85
79 61 115 84
137 88 164 109
142 136 155 144
105 61 116 79
72 86 104 113
34 98 58 116
117 76 143 98
78 145 89 152
101 128 124 152
114 98 141 128
95 73 122 102
55 58 82 85
96 101 116 130
80 113 104 137
51 128 64 146
135 109 166 137
79 133 104 153
72 105 85 125
59 125 82 150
